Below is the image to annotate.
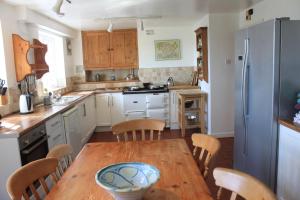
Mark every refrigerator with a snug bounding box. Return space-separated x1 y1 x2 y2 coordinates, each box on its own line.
234 18 300 191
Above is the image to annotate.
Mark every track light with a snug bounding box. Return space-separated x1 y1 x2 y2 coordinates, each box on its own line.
107 21 113 32
53 0 71 16
140 20 144 31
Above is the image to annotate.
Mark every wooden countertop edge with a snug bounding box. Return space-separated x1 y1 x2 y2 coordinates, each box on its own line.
0 86 202 138
0 91 95 138
278 119 300 133
75 80 141 85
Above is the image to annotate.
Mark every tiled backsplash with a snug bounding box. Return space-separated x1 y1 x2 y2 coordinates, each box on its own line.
0 77 75 116
0 66 195 116
138 66 195 85
85 69 138 82
83 66 195 85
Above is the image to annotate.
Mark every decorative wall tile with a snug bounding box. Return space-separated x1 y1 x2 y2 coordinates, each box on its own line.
138 66 195 84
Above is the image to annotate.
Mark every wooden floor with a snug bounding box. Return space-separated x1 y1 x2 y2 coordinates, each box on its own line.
88 128 234 199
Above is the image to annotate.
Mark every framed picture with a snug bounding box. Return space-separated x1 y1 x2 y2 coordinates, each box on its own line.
155 39 181 61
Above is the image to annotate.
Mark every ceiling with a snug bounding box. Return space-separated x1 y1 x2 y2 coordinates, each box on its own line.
3 0 262 30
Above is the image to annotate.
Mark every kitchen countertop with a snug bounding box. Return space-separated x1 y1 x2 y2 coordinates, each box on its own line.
278 119 300 133
168 85 199 90
0 85 202 138
0 91 94 138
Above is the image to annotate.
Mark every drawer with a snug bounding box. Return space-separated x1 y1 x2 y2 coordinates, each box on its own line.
124 94 146 111
46 114 64 135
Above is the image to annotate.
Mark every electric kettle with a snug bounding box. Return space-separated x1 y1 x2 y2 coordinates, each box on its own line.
19 94 33 114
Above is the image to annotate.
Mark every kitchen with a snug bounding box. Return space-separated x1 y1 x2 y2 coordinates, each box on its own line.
0 0 300 200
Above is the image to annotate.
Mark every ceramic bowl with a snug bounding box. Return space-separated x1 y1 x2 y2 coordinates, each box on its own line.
95 162 160 200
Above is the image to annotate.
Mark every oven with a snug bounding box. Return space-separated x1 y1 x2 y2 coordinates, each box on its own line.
19 124 49 166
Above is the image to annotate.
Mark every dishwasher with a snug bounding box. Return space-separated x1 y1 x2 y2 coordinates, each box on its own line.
63 106 81 158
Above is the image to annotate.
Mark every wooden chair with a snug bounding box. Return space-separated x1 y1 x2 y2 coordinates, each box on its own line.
191 133 221 178
46 144 73 177
6 158 58 200
112 119 165 142
213 167 276 200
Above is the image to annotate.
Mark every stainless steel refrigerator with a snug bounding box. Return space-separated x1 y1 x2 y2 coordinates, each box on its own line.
234 18 300 191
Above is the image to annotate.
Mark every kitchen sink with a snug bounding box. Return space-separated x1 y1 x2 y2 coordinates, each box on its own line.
52 96 81 106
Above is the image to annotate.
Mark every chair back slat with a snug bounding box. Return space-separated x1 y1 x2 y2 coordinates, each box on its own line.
6 158 58 200
39 178 49 194
112 119 165 142
213 168 276 200
230 192 237 200
29 184 40 200
47 144 73 178
192 133 221 179
150 130 154 141
22 191 30 200
142 129 146 141
132 130 137 141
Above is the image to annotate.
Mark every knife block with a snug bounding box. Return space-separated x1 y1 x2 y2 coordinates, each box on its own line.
0 95 8 105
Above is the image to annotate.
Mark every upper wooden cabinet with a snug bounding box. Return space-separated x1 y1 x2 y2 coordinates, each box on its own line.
82 29 138 69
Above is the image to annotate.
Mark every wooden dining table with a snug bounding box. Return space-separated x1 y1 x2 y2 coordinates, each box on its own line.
45 139 213 200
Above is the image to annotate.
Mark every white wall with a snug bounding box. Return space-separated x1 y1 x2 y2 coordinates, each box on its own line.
138 26 196 68
193 13 238 137
208 13 238 137
239 0 300 28
0 3 77 88
193 15 211 133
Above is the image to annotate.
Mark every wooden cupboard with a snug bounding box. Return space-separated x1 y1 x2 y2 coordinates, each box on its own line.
82 29 138 69
195 27 208 83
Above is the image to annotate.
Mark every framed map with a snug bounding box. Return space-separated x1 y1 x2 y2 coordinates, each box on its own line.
155 39 181 61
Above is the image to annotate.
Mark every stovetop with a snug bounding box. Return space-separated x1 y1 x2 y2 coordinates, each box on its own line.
122 85 169 94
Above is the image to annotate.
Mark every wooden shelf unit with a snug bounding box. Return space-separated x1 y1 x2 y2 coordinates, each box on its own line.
178 92 207 137
12 34 49 81
195 27 208 83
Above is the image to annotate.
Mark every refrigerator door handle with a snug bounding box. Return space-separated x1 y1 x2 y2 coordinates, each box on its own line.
242 38 249 156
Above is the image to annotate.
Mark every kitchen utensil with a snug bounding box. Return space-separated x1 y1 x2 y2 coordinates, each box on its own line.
185 100 194 108
19 94 34 114
167 77 174 87
95 162 160 200
95 73 101 82
1 87 7 95
143 82 151 88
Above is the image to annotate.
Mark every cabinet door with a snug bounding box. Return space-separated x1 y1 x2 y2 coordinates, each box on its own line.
77 101 89 140
110 31 125 67
96 94 112 126
111 93 125 125
124 30 138 68
82 31 110 68
170 91 179 129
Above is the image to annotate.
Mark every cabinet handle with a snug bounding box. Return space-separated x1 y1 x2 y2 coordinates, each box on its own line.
83 104 86 117
107 96 110 107
112 96 114 106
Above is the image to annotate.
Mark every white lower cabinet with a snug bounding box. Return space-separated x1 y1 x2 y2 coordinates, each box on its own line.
96 93 125 126
78 95 97 145
46 114 66 149
277 125 300 200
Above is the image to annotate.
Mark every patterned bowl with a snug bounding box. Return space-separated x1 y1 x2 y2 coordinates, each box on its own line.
95 162 160 200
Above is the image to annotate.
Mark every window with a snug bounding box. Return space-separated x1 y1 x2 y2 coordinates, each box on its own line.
0 21 7 82
38 30 66 91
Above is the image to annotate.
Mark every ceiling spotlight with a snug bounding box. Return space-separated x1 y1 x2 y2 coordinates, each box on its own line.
53 0 71 16
140 20 144 31
107 21 113 32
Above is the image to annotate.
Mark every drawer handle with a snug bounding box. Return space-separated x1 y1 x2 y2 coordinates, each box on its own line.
133 101 138 103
